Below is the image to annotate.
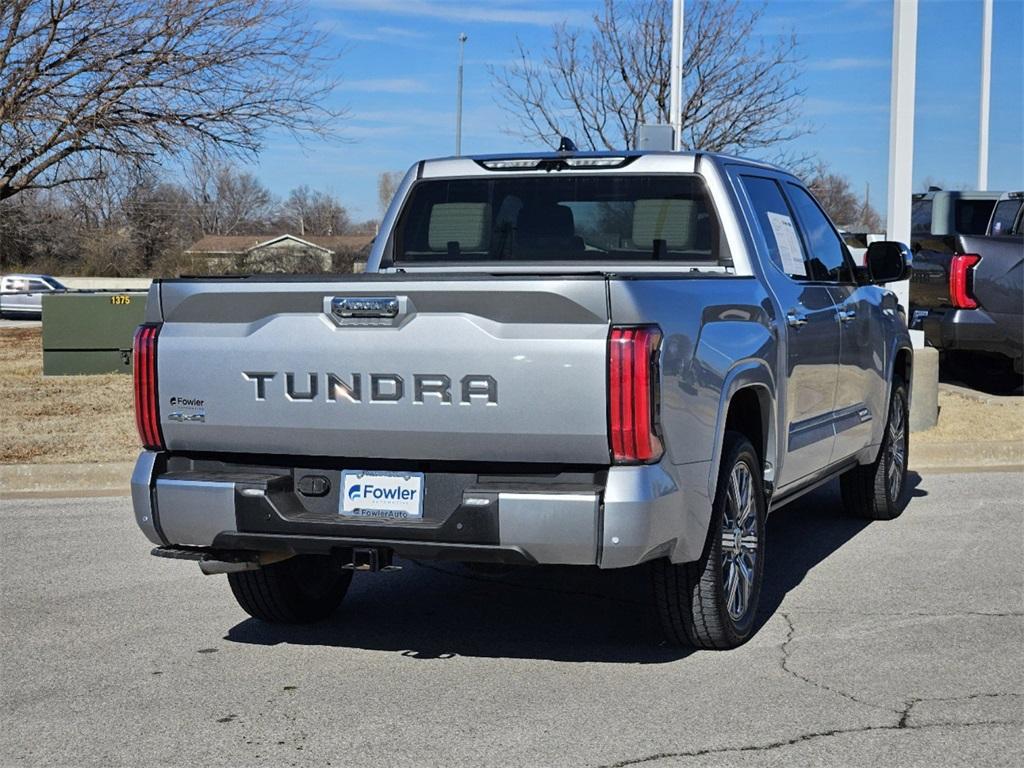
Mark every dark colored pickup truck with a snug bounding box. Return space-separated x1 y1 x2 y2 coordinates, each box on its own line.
910 191 1023 373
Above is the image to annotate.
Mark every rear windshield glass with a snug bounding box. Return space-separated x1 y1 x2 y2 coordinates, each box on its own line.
954 199 997 234
391 175 723 265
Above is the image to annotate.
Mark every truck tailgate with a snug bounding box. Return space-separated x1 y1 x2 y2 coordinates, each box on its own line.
154 276 612 464
958 234 1024 316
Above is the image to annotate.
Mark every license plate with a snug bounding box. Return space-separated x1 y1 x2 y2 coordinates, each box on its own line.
339 470 424 520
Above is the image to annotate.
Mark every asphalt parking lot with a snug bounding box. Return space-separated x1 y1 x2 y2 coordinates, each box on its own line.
2 471 1022 767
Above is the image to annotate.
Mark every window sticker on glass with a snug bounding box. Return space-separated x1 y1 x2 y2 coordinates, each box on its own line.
766 211 806 277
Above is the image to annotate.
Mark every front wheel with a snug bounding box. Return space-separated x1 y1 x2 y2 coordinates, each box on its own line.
840 378 909 520
228 554 353 624
653 432 766 649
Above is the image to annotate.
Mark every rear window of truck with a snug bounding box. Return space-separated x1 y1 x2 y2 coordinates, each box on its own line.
955 199 997 235
391 175 724 265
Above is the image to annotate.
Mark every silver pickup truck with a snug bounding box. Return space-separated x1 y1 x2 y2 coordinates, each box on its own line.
131 151 913 649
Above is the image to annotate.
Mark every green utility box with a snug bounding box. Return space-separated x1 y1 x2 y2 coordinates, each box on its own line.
42 291 148 375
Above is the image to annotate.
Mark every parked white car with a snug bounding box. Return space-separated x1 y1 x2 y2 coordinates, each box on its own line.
0 274 67 317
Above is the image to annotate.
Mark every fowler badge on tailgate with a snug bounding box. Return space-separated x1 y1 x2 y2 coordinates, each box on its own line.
340 470 424 519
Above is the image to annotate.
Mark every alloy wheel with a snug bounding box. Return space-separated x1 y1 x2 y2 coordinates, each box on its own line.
720 461 759 622
886 393 907 501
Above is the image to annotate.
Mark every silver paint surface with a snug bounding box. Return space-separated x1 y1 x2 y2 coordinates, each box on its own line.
135 153 911 567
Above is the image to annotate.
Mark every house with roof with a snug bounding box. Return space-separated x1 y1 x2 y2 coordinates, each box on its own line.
183 233 373 274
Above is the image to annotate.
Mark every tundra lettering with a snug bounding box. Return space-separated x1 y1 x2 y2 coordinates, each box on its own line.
243 371 498 404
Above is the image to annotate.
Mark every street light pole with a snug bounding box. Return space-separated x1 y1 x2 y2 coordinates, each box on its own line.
978 0 993 190
669 0 684 150
455 32 468 157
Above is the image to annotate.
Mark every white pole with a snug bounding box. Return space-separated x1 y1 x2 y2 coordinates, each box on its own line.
669 0 683 150
455 32 468 157
978 0 993 190
886 0 921 346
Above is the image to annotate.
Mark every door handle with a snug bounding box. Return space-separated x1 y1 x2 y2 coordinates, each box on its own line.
786 309 808 328
838 308 857 323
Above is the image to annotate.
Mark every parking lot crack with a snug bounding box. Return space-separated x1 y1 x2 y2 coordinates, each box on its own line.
594 719 1024 767
777 612 896 714
899 692 1023 728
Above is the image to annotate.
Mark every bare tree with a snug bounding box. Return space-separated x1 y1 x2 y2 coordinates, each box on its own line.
0 0 345 201
0 189 79 270
124 178 199 269
60 162 145 229
281 185 350 236
186 160 273 235
377 171 403 217
492 0 805 154
806 162 882 231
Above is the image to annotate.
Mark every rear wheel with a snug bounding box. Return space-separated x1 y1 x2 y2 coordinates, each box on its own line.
840 378 909 520
228 554 352 624
653 432 766 649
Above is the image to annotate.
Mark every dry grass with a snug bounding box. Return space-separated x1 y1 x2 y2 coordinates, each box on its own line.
0 328 139 464
915 389 1024 444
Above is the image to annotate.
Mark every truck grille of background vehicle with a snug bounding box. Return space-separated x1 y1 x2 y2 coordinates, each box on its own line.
133 323 165 450
949 253 981 309
608 326 663 464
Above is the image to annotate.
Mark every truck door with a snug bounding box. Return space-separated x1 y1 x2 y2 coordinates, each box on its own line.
784 182 885 465
736 174 841 488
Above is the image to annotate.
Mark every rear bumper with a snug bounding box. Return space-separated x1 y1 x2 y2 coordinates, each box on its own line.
920 307 1023 361
131 452 694 569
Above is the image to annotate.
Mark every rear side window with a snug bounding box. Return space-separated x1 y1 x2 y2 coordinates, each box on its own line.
739 175 808 279
989 199 1022 236
392 175 724 264
955 199 997 234
911 199 933 234
786 184 854 283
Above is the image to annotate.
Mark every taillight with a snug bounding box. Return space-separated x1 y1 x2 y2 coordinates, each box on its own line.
133 323 164 450
949 253 981 309
608 326 663 464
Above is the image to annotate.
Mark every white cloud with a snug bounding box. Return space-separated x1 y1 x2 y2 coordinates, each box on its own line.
376 26 428 39
810 57 889 71
340 78 430 93
802 98 888 117
317 0 590 27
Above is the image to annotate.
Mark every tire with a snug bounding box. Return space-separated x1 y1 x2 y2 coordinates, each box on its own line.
840 378 909 520
228 554 353 624
653 432 766 649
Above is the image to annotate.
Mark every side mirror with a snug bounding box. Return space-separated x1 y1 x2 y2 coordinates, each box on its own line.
863 241 912 284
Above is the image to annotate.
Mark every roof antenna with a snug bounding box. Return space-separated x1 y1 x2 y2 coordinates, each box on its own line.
557 136 578 152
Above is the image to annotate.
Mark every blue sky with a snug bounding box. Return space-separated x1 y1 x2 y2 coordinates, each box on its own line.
252 0 1024 222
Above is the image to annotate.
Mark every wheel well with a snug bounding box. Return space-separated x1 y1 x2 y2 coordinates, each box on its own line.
724 387 767 464
894 347 912 386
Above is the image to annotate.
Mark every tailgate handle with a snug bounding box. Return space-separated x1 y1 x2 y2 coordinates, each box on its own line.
331 296 399 319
